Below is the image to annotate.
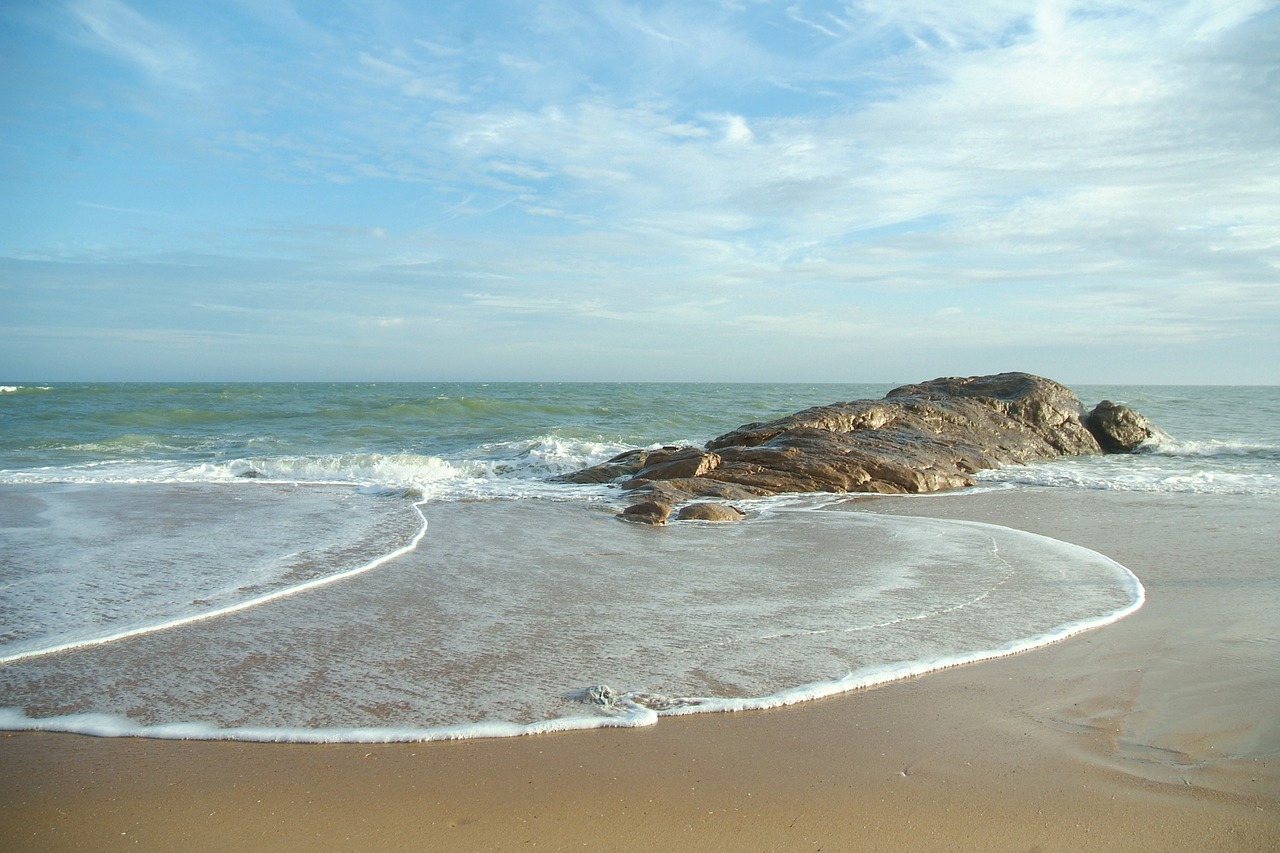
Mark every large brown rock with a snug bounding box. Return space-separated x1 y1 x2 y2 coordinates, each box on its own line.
1085 400 1160 453
563 373 1158 509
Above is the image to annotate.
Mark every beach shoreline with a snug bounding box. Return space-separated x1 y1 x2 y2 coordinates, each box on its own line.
3 488 1277 851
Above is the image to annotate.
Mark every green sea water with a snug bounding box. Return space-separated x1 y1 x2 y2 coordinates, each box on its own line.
0 382 893 479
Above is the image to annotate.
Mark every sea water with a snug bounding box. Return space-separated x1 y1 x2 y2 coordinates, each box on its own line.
0 382 1274 742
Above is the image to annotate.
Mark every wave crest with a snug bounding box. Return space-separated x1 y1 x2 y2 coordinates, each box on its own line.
0 435 642 500
1139 436 1279 461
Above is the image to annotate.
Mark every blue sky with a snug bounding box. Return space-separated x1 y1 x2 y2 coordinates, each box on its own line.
2 1 1277 383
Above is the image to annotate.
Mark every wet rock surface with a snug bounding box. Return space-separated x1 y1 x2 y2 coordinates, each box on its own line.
618 500 671 525
674 502 746 522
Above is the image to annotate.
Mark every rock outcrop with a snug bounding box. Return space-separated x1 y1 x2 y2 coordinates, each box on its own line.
557 373 1159 524
1084 399 1162 453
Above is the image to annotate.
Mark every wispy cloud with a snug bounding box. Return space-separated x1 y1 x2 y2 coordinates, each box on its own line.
77 201 160 216
67 0 206 89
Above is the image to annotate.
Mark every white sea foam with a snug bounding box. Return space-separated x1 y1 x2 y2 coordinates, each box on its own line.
975 442 1280 496
0 435 632 502
0 454 462 488
1142 436 1278 459
0 704 660 743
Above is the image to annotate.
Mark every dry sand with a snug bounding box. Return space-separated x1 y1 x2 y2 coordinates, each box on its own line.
2 488 1277 851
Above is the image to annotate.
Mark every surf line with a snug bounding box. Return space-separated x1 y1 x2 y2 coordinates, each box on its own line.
0 500 432 665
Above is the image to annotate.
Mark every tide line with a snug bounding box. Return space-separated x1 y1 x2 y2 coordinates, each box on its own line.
0 500 431 665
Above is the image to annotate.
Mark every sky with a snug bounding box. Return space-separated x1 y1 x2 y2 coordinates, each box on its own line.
2 1 1277 384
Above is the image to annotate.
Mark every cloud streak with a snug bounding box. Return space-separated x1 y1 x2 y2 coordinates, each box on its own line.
68 0 205 89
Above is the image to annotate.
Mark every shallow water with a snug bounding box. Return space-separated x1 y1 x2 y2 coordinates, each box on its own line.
0 483 424 661
0 492 1141 741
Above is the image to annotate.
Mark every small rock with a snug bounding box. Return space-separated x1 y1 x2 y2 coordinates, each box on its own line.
618 501 671 525
675 502 745 522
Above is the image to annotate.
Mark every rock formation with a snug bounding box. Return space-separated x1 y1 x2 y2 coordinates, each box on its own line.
1084 399 1162 453
557 372 1160 524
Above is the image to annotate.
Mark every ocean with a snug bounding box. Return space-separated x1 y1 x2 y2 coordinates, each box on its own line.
1 382 1276 742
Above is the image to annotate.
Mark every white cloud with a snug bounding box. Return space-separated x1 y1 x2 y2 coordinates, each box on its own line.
721 114 754 143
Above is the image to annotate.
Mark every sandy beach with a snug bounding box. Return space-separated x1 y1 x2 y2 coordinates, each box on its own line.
2 488 1276 851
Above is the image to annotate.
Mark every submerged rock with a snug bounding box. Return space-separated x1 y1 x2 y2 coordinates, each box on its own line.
565 372 1162 514
675 502 746 522
618 500 671 525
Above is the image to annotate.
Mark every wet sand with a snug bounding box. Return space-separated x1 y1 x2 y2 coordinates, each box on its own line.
2 488 1277 851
